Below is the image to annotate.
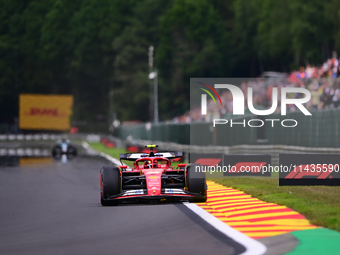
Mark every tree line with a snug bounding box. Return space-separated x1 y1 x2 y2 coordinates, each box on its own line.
1 0 340 126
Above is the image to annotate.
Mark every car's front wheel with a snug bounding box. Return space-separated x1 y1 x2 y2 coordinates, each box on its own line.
186 163 207 203
100 166 120 206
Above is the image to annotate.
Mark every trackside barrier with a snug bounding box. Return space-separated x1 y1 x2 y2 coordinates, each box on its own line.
0 133 102 143
0 148 51 157
115 108 340 148
8 132 338 165
114 123 190 144
109 137 340 166
0 134 63 141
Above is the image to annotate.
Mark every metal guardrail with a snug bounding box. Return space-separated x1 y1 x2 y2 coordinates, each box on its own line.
115 109 340 148
0 134 63 141
0 148 51 157
5 133 339 165
0 133 103 142
123 139 340 165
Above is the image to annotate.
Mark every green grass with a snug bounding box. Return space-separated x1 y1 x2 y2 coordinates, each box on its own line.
88 142 133 166
210 177 340 232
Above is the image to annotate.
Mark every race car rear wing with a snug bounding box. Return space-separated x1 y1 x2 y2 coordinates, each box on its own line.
119 151 183 161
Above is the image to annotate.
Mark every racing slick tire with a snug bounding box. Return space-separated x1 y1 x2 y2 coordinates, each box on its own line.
100 166 120 206
187 163 207 203
67 145 77 156
52 146 62 156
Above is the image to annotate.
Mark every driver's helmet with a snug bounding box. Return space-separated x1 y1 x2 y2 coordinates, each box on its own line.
153 160 158 168
144 160 151 168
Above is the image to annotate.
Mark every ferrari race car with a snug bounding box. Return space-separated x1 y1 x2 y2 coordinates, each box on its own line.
52 139 77 157
100 145 207 206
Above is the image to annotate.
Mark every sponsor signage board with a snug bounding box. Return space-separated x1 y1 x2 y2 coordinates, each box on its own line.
279 154 340 186
189 153 223 166
19 94 73 130
223 155 271 177
189 153 223 178
189 153 271 177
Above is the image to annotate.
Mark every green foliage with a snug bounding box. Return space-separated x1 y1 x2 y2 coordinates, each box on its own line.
88 142 133 167
157 0 230 119
112 0 169 121
1 0 340 125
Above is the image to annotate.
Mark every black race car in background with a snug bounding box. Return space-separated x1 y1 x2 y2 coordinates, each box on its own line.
52 139 77 157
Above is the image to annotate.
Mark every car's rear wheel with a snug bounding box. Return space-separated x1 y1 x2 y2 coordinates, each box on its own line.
100 166 120 206
186 163 207 202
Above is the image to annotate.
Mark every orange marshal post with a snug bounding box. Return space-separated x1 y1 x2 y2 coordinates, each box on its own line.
19 94 73 131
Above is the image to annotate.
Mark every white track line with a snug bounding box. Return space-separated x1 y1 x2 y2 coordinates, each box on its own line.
85 141 267 255
183 203 266 255
81 141 123 166
99 152 123 166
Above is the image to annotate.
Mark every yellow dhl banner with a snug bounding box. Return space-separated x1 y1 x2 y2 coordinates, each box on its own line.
19 157 52 166
19 94 73 130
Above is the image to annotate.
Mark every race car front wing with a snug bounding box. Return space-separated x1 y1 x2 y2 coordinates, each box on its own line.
106 188 204 201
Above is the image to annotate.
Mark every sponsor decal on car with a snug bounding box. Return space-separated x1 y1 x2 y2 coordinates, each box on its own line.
145 171 160 174
123 189 145 196
164 188 185 194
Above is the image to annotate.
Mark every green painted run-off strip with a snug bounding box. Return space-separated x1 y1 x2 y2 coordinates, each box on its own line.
286 228 340 255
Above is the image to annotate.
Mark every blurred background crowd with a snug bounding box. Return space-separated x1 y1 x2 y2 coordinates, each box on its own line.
176 55 340 123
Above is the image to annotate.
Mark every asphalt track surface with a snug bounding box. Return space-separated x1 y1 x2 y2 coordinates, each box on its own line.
0 153 246 255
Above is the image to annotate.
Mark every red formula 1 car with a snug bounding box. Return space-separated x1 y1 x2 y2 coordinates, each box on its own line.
100 145 207 206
